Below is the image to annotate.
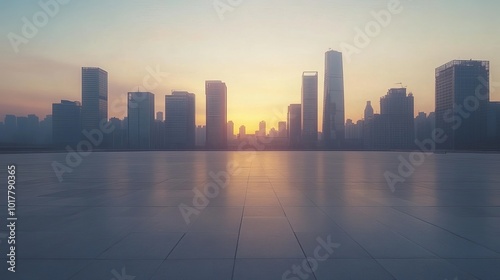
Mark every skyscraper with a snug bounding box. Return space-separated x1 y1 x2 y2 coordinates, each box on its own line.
301 71 318 148
259 121 267 137
81 67 108 133
278 121 287 138
206 80 227 149
128 92 155 149
165 91 196 149
239 125 246 139
435 60 490 150
227 121 235 141
379 88 415 149
52 100 81 147
364 101 374 121
4 115 17 143
288 104 302 148
322 50 345 149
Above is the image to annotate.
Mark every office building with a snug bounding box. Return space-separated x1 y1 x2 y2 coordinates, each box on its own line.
322 50 345 148
52 100 82 147
195 125 206 147
206 81 227 149
435 60 490 150
301 71 318 148
364 101 374 121
165 91 196 149
239 125 246 139
128 92 155 149
258 121 267 137
278 121 287 138
81 67 108 133
227 121 235 141
288 104 302 148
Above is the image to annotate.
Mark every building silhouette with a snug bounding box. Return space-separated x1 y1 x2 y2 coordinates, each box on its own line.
239 125 246 139
81 67 108 133
415 112 434 142
278 121 287 138
435 60 490 150
258 121 267 137
227 121 235 141
488 102 500 149
156 112 164 122
301 71 318 148
52 100 81 147
128 92 154 149
364 101 374 121
322 50 345 149
165 91 196 149
364 88 414 149
4 115 17 144
288 104 302 148
195 125 206 147
206 81 227 149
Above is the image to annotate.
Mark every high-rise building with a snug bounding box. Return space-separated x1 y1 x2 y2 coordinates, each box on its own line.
435 60 490 150
364 101 374 121
227 121 235 141
16 116 28 144
288 104 302 148
52 100 82 147
156 112 164 122
4 115 17 143
239 125 246 139
258 121 267 137
81 67 108 133
195 125 206 147
165 91 196 149
488 102 500 149
379 88 415 149
415 112 433 142
301 71 318 148
278 121 287 138
39 115 52 145
128 92 155 149
206 81 227 149
322 50 345 148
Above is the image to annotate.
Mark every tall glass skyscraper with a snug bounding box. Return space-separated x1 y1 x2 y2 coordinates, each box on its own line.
165 91 196 149
81 67 108 132
435 60 489 150
206 80 227 149
322 50 345 149
128 92 155 150
301 72 318 148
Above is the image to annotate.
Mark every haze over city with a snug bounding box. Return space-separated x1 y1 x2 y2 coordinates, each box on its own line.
2 0 500 132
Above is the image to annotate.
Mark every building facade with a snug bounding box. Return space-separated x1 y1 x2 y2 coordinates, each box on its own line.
165 91 196 149
301 71 318 148
435 60 490 150
322 50 345 148
206 81 227 149
128 92 155 150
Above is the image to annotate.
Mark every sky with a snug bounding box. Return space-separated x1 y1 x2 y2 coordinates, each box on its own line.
1 0 500 132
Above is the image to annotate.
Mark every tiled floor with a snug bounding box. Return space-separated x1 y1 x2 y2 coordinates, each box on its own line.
0 151 499 279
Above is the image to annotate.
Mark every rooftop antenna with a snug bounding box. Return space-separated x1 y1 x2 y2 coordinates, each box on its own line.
395 82 407 88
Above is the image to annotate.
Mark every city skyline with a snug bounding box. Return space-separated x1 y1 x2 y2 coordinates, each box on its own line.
2 1 500 132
